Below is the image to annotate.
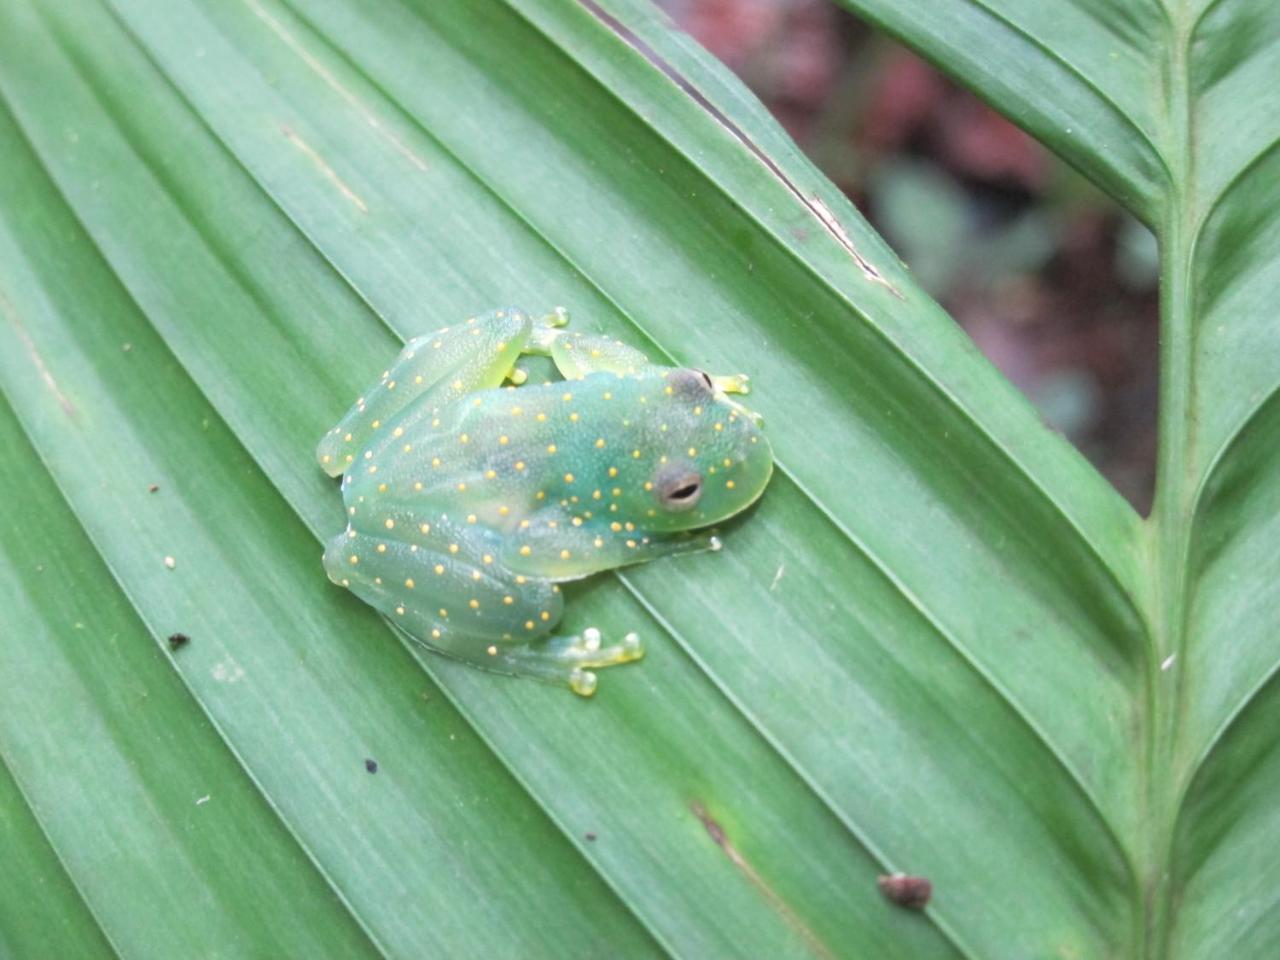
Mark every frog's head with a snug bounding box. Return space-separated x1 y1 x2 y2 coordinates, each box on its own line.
636 368 773 533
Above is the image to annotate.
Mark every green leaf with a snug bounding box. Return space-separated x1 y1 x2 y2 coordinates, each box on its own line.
0 0 1275 958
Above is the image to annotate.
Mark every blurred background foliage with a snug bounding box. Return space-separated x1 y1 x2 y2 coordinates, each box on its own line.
661 0 1160 511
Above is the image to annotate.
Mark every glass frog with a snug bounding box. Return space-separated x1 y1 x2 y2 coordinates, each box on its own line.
316 308 773 696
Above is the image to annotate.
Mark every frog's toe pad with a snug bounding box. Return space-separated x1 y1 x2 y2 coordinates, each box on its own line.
570 668 598 697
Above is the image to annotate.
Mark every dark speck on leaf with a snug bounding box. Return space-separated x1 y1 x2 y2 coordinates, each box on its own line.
365 758 378 774
167 633 190 651
584 832 597 842
878 873 932 910
148 484 159 493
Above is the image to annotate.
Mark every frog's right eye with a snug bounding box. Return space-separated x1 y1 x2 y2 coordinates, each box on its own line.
655 467 703 511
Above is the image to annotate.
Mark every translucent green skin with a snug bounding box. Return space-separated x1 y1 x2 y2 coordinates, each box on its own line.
316 308 773 695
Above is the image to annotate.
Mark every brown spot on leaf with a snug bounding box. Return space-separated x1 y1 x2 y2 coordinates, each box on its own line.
878 873 932 910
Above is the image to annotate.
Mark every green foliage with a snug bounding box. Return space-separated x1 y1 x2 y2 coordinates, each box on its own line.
0 0 1275 957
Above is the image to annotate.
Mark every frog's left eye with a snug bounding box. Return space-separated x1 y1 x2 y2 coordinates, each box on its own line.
655 468 703 511
694 368 713 390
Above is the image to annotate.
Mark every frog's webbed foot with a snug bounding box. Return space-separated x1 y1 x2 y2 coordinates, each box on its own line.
496 628 644 697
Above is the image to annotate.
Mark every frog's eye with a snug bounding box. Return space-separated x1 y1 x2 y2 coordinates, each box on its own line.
655 468 703 511
665 368 713 398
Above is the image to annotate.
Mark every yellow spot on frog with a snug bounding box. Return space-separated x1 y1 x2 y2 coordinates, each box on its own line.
449 544 460 554
376 544 387 553
405 578 415 589
434 564 445 575
385 518 395 530
519 545 532 556
420 523 431 534
564 473 575 484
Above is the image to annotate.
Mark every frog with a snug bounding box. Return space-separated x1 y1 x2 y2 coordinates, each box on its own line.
315 307 773 696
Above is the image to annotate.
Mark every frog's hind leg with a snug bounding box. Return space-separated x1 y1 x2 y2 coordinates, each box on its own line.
316 308 534 477
476 629 644 697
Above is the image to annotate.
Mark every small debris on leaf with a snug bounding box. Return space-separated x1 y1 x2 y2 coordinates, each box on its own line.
878 873 932 910
584 832 597 842
365 758 378 774
148 483 160 493
163 555 177 570
167 632 190 651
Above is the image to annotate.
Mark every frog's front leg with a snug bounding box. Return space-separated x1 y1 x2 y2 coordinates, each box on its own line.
500 509 723 581
317 307 565 477
533 326 756 407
